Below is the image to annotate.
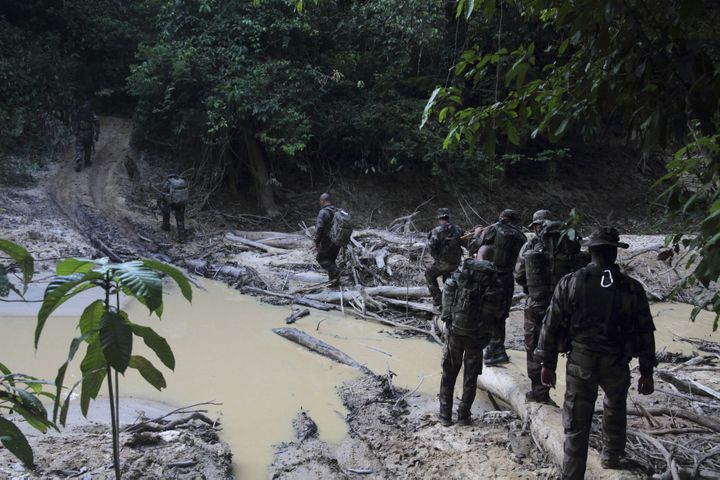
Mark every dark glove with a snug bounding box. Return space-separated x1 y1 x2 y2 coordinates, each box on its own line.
638 375 654 395
541 367 556 388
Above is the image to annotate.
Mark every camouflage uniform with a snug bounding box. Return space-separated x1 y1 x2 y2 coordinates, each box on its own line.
535 258 656 480
315 204 340 284
425 209 464 306
514 233 549 401
159 175 187 242
439 259 505 424
468 210 525 363
74 103 100 172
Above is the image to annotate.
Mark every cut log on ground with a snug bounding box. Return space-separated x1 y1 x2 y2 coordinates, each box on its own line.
375 296 438 315
304 286 429 304
231 231 311 249
273 327 373 375
477 366 643 479
286 308 310 324
241 286 336 311
224 233 288 255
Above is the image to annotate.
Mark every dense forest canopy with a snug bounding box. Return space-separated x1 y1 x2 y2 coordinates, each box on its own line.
0 0 718 324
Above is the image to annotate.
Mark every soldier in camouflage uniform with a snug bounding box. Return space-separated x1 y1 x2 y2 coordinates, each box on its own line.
438 246 505 426
468 209 526 365
314 193 340 286
535 227 656 479
74 101 100 172
515 209 556 404
425 208 464 307
158 172 188 243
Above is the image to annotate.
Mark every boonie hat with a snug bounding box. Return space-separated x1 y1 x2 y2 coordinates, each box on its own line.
528 209 552 228
581 227 629 249
436 208 450 219
499 209 520 223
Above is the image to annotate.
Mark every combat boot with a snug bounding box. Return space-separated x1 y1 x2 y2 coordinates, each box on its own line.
177 223 187 243
484 350 510 366
456 409 472 426
437 412 453 427
525 391 558 407
601 452 622 469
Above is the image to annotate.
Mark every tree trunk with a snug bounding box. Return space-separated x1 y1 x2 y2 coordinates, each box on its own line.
240 123 279 217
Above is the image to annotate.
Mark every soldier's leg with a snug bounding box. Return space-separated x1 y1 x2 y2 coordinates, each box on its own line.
74 139 84 172
525 302 550 401
598 355 631 465
317 245 340 285
83 141 92 166
160 201 171 231
485 272 514 364
562 350 600 480
439 334 464 425
174 204 186 242
424 264 442 307
457 336 486 423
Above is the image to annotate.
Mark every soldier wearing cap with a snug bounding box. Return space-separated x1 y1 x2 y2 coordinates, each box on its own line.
425 208 464 307
468 209 526 365
514 209 557 404
535 227 657 479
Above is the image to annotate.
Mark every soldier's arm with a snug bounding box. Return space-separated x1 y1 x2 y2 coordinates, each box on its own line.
468 225 493 255
534 275 572 371
441 276 457 324
314 210 328 246
514 242 529 287
633 284 657 377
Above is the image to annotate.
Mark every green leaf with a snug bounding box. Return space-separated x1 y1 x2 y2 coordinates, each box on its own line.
0 239 33 289
79 300 104 337
506 123 520 145
55 258 98 276
141 258 192 303
59 381 81 427
0 416 33 468
99 310 133 373
129 323 175 370
129 355 166 390
554 118 570 137
36 272 101 348
79 341 107 417
53 332 93 423
420 87 441 130
112 261 163 315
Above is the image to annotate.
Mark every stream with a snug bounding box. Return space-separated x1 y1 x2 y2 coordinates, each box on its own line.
1 280 717 479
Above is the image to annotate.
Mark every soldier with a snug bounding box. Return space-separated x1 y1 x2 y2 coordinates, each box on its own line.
516 210 588 405
425 208 464 307
314 193 341 286
74 101 100 172
468 209 526 365
535 227 656 479
438 246 505 426
158 172 188 242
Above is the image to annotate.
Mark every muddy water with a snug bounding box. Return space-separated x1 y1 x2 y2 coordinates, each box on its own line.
2 280 717 479
0 281 454 479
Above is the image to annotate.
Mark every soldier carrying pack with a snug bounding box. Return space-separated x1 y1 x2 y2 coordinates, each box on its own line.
329 207 354 247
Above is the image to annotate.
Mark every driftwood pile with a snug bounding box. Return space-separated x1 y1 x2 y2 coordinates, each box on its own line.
618 336 720 479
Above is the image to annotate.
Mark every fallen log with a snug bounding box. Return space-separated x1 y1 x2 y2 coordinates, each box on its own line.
657 371 720 400
273 327 373 375
231 231 311 249
375 296 438 315
286 308 310 324
477 365 643 479
224 233 288 255
304 286 429 304
624 407 720 434
241 286 336 311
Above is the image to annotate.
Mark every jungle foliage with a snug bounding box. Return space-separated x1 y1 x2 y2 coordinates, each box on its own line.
422 0 720 326
0 240 56 469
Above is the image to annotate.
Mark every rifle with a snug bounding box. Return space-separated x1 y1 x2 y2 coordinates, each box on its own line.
460 225 486 242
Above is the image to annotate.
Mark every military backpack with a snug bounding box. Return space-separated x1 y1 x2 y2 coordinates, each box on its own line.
167 177 189 206
446 259 505 337
493 222 526 270
329 208 354 247
525 221 589 302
